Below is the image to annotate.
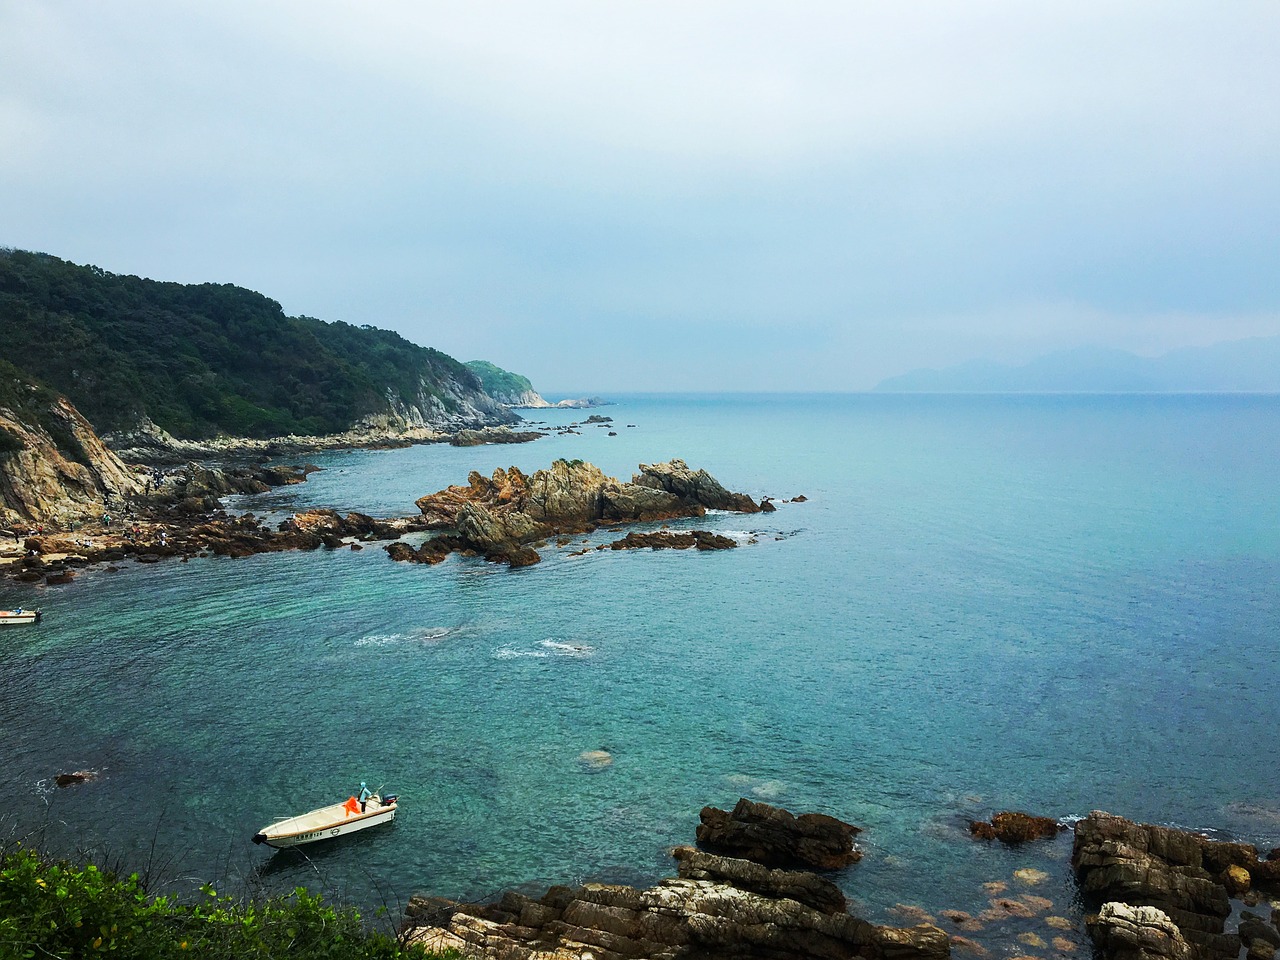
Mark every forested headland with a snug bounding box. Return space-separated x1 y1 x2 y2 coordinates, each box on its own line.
0 249 515 440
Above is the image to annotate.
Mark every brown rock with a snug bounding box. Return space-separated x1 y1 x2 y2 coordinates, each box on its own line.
696 798 863 870
969 811 1064 844
411 459 758 566
0 389 142 526
1224 864 1252 896
1073 811 1245 960
55 770 97 788
608 530 737 551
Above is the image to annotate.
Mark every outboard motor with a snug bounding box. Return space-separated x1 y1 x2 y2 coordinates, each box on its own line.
382 795 398 806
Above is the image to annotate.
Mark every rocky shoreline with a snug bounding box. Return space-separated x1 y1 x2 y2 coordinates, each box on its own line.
399 802 1280 960
1 456 780 583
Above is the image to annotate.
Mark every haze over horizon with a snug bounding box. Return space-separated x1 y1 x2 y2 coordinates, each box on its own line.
2 3 1277 393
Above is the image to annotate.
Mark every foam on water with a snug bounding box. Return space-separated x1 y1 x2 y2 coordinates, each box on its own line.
494 638 595 659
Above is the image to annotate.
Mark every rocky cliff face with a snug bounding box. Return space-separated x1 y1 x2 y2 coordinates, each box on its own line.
0 387 141 525
358 377 519 432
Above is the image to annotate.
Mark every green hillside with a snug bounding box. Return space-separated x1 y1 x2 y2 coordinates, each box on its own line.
465 359 536 400
0 249 493 439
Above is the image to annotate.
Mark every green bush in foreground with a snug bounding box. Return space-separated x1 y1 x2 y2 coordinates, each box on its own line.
0 845 451 960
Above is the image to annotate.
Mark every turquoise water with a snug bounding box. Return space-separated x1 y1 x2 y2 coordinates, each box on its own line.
3 394 1279 942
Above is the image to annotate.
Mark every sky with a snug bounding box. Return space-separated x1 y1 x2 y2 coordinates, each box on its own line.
2 2 1278 393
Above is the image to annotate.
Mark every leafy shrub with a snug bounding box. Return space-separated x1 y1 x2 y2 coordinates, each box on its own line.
0 845 453 960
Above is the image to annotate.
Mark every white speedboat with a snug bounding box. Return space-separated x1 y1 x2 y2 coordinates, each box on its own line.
0 608 40 626
252 793 398 848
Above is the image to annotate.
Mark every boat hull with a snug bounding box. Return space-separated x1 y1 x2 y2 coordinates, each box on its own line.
0 609 40 626
253 796 397 848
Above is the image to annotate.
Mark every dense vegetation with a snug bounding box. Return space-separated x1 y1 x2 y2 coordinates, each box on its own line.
0 249 489 439
0 844 449 960
464 360 536 402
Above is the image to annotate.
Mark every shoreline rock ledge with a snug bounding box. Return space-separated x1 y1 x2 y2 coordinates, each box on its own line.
1073 810 1280 960
403 801 946 960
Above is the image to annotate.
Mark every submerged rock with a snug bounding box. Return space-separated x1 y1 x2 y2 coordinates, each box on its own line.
578 750 613 770
970 811 1064 844
54 770 98 788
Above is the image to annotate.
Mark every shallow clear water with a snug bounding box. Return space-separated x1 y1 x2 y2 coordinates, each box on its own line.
4 393 1279 945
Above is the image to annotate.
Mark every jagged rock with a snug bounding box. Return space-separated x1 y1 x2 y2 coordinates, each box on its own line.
412 459 758 567
1087 903 1191 960
633 459 761 513
1072 811 1252 960
970 811 1064 844
54 770 98 788
608 530 738 551
696 798 863 870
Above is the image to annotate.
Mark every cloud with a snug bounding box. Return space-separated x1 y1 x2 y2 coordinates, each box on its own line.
1 1 1278 390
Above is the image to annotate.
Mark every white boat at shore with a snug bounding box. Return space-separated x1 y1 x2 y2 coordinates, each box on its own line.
252 793 398 848
0 608 40 626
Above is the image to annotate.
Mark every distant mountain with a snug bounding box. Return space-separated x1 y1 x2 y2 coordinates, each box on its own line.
873 338 1280 393
0 249 517 440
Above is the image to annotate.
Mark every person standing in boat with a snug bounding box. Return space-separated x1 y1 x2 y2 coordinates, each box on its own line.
358 781 372 811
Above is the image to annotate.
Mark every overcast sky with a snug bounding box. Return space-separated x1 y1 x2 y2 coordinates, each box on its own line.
2 2 1277 393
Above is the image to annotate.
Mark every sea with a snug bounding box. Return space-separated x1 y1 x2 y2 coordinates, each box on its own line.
3 393 1279 947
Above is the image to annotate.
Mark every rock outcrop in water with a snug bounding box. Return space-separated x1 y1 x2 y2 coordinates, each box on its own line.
969 811 1065 844
449 427 544 447
403 458 762 566
1072 810 1280 960
696 798 864 870
607 530 737 551
403 803 945 960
